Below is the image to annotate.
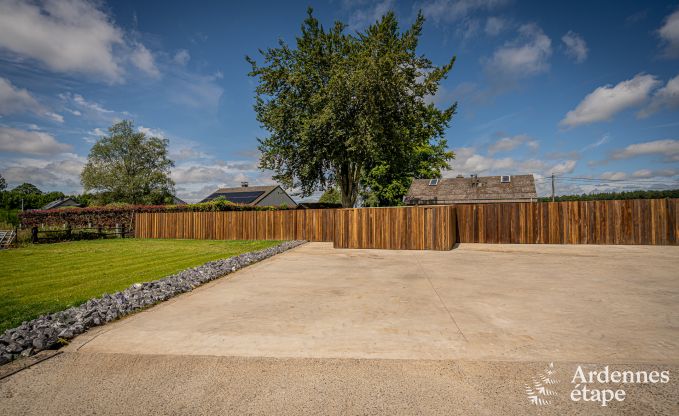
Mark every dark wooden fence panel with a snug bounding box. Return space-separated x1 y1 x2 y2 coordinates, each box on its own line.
456 199 678 245
135 209 335 242
135 199 677 247
332 206 456 250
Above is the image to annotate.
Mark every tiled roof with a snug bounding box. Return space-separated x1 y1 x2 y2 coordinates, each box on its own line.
405 175 538 203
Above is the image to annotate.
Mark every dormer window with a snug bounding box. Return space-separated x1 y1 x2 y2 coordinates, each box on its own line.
428 178 439 186
500 175 511 183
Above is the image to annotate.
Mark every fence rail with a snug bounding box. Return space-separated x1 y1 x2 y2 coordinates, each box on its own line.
134 199 678 248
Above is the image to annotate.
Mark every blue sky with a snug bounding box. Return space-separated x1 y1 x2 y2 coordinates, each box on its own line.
0 0 678 202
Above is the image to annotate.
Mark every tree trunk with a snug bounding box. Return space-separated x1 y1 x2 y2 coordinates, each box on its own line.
338 162 359 208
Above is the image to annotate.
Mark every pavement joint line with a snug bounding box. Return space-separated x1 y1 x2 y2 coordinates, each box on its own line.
0 350 62 381
413 252 469 343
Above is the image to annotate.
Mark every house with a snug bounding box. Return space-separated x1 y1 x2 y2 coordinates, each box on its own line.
40 197 84 210
170 195 187 205
200 182 298 207
404 174 538 205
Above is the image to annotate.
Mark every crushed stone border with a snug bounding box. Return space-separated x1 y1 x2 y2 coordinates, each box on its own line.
0 240 306 365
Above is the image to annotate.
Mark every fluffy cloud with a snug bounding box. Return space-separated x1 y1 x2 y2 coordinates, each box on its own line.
658 8 679 58
632 168 677 178
173 49 191 66
485 24 552 80
420 0 509 24
347 0 394 30
611 139 679 162
0 0 158 83
0 154 85 192
130 43 160 78
446 146 574 178
638 74 679 117
561 31 588 63
560 74 660 128
0 77 63 122
484 16 507 36
0 127 71 155
487 134 539 154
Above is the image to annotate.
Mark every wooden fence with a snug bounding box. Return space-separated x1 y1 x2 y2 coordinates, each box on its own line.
333 206 456 250
135 209 335 242
135 199 678 248
456 198 678 245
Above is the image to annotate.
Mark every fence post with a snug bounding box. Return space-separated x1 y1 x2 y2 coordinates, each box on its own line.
31 226 38 243
97 225 103 238
121 223 126 239
65 223 72 239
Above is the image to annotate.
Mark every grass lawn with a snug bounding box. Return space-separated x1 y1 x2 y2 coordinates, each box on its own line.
0 238 282 332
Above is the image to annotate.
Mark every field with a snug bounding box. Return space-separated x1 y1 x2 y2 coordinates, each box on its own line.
0 239 281 332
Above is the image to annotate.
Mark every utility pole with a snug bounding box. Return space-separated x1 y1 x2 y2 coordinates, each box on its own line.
551 174 555 202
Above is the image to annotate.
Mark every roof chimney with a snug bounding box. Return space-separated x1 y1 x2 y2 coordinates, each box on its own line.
456 174 464 178
241 181 249 188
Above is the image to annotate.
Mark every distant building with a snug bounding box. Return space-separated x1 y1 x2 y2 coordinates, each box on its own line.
41 197 84 210
200 182 298 207
405 174 538 205
170 195 187 205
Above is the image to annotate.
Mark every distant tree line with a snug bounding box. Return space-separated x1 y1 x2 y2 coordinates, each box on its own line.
539 189 679 202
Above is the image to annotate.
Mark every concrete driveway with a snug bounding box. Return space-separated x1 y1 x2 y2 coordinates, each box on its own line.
2 242 679 415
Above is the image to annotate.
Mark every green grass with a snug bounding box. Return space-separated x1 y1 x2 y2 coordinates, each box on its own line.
0 238 281 332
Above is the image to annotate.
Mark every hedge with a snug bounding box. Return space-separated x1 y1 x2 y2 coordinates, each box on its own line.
19 200 294 229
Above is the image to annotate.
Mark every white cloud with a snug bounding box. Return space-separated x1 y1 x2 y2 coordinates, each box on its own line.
0 77 63 122
130 43 160 78
0 154 86 193
560 74 661 128
0 0 161 83
581 133 610 151
347 0 394 31
611 139 679 162
173 49 191 66
485 24 552 79
600 171 627 180
487 134 538 154
561 31 588 63
0 126 71 155
484 16 507 36
632 168 677 178
658 8 679 58
420 0 510 24
59 92 128 122
638 74 679 117
0 0 125 82
548 159 577 175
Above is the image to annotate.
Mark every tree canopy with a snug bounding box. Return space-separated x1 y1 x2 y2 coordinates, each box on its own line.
0 174 5 191
81 120 175 205
318 187 341 204
248 9 455 207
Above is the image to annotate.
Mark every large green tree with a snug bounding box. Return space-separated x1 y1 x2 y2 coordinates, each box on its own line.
248 9 455 207
81 120 175 205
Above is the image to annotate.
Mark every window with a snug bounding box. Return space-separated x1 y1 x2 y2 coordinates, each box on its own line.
428 178 439 186
500 175 511 183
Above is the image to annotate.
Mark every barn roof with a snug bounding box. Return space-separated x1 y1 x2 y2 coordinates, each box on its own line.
405 175 538 203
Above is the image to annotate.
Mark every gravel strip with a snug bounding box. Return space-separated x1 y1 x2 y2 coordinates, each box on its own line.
0 240 306 364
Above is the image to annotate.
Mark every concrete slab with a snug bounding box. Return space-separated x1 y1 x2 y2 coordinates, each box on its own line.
2 352 677 416
67 242 679 363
